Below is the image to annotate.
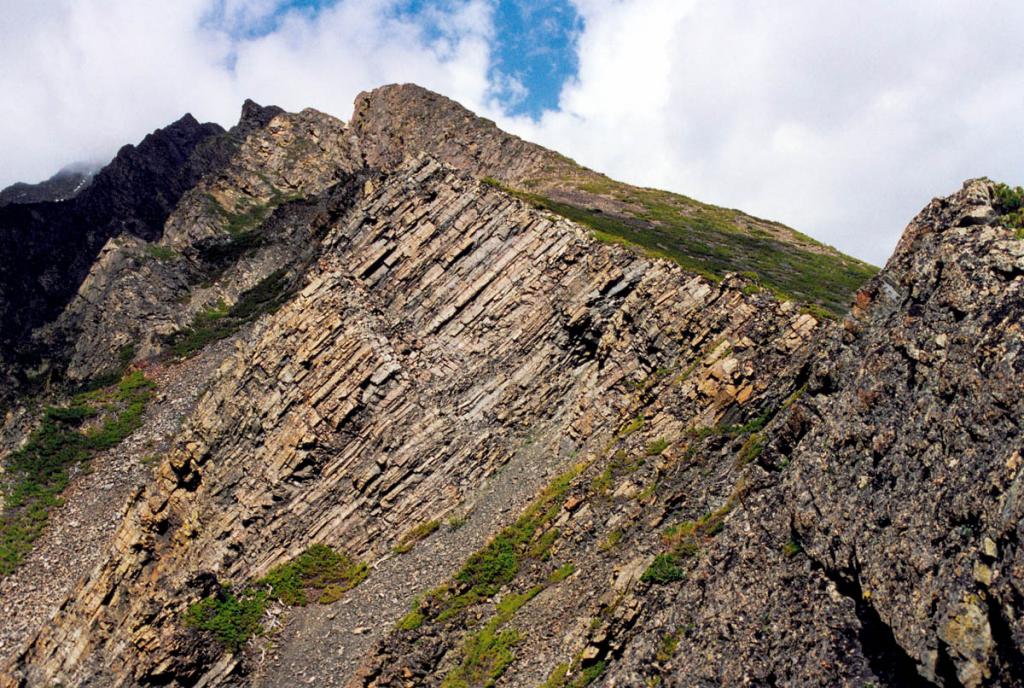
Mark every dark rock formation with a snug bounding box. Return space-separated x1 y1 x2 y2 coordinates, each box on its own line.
0 164 97 207
0 114 230 402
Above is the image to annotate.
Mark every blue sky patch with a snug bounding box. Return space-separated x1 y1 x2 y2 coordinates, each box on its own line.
487 0 582 117
208 0 582 119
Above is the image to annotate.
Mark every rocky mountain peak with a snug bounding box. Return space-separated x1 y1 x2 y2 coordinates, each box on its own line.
237 98 286 135
351 82 561 182
0 110 230 403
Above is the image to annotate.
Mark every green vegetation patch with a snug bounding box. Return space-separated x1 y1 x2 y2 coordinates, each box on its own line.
492 179 877 316
396 465 586 683
642 498 737 585
185 587 267 652
167 269 294 358
656 629 683 662
208 186 305 237
393 519 441 554
646 438 669 456
548 562 576 584
144 244 178 261
0 371 156 575
641 553 686 584
260 543 368 605
541 658 608 688
216 199 275 237
599 529 623 551
447 513 469 531
590 449 644 497
735 432 766 467
994 182 1024 230
186 543 367 650
617 415 645 438
446 464 582 615
441 586 544 688
689 407 774 442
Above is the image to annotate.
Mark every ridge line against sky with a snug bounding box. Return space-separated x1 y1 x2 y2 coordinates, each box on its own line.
2 0 1023 264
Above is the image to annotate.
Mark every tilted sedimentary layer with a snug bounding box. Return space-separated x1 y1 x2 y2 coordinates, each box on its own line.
0 85 1021 688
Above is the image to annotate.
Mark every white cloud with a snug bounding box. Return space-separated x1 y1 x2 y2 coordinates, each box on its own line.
3 1 1023 264
496 0 1024 264
0 0 492 189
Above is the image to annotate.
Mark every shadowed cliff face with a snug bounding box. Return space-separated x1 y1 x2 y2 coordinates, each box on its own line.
0 86 1020 688
0 114 228 401
0 100 290 405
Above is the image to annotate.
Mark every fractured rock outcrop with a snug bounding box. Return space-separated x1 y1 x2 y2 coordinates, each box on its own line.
0 84 1020 688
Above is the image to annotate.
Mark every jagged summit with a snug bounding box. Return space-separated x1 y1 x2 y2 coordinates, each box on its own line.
0 112 226 364
0 85 1021 688
0 86 873 409
238 99 286 134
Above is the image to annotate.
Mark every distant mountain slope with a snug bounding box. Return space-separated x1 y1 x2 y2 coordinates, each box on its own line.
352 84 878 315
0 103 288 408
0 164 97 207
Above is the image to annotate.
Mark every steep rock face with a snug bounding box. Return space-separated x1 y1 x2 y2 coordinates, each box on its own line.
349 180 1024 688
0 114 230 404
2 154 821 687
773 180 1024 686
0 84 873 404
0 84 1019 688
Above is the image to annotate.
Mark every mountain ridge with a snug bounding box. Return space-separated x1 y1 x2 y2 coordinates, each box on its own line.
0 163 98 207
351 84 878 314
0 85 1020 688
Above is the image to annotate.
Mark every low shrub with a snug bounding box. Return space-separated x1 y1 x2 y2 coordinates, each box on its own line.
186 543 367 650
144 244 178 261
618 415 645 438
646 438 669 456
393 519 441 554
167 270 293 358
259 543 367 605
641 553 686 584
185 588 267 651
994 183 1024 230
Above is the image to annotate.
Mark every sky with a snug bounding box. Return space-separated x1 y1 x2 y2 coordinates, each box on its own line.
2 1 1023 265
